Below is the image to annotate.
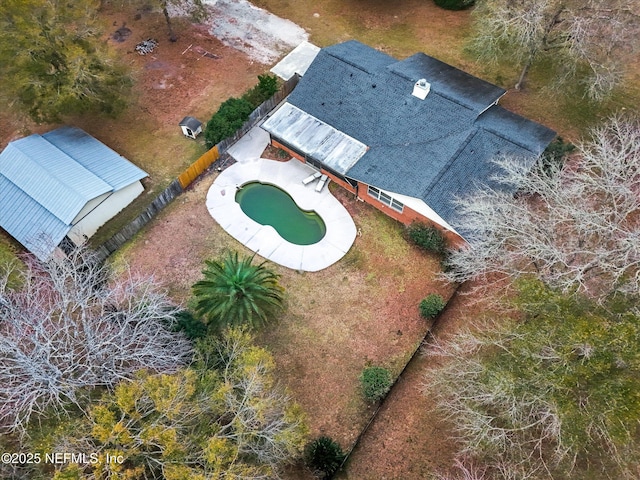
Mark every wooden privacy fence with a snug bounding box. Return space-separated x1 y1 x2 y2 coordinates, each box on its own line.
95 74 300 260
178 146 219 189
215 76 299 154
94 179 183 262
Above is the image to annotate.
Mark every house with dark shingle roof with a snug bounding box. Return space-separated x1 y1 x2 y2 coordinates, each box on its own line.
262 40 556 246
0 126 148 260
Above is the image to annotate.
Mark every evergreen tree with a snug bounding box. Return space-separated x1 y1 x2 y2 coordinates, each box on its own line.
0 0 131 122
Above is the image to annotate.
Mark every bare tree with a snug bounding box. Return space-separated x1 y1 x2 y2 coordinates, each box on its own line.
101 0 206 42
161 0 206 42
470 0 640 99
444 116 640 299
0 247 192 433
422 282 640 479
435 459 487 480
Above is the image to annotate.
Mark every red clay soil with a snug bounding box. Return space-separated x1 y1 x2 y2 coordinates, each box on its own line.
0 5 264 249
118 172 456 480
339 283 480 480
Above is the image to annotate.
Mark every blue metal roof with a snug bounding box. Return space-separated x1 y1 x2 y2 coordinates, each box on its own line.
43 127 147 191
0 127 148 260
3 136 111 224
278 41 556 238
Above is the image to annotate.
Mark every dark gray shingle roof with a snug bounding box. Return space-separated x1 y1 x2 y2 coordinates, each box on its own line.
280 41 555 238
387 53 506 113
179 116 202 131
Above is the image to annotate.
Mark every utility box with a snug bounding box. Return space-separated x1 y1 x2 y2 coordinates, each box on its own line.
179 116 203 139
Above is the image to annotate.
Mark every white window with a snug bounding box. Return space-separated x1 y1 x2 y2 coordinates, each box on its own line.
367 185 404 213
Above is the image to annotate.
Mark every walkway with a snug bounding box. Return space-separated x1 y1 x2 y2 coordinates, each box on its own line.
209 125 356 271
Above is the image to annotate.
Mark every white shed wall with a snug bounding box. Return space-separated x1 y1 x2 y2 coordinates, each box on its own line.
71 192 111 225
68 181 144 245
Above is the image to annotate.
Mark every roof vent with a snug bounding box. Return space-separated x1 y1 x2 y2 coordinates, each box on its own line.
412 78 430 100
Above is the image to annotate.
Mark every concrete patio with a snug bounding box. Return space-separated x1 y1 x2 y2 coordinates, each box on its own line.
207 157 357 271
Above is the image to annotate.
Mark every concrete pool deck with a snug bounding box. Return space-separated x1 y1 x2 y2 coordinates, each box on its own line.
207 158 357 272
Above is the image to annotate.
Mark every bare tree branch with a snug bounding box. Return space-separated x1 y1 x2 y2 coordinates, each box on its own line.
471 0 640 99
0 247 192 434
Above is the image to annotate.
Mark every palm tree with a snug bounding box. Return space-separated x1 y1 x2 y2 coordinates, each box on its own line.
192 251 284 329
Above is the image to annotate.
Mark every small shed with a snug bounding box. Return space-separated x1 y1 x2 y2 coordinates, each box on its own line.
179 116 203 139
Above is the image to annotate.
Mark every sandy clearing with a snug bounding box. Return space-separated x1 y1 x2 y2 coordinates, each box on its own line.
196 0 308 64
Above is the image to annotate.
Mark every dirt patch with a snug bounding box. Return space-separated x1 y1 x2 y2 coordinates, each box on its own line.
111 25 132 42
0 3 272 266
0 5 266 183
261 144 291 161
195 0 309 64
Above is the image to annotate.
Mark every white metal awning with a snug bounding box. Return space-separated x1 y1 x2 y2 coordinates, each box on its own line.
262 102 367 175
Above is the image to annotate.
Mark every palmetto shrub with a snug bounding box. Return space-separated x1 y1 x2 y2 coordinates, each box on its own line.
192 251 284 330
305 436 345 478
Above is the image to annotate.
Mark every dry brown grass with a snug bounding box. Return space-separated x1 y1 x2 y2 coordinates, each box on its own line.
0 4 266 248
116 172 453 480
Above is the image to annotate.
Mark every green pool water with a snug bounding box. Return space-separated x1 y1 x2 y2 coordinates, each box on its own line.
235 182 326 245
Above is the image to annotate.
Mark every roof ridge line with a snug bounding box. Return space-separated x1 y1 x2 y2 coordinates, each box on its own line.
422 129 479 196
477 122 539 154
14 135 108 197
11 140 90 222
10 136 111 224
325 50 373 74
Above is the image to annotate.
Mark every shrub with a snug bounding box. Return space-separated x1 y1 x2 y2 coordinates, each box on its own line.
192 251 284 330
204 97 254 148
172 310 208 340
539 136 576 175
433 0 475 10
305 436 345 479
420 294 446 319
204 75 280 148
360 366 393 402
406 222 446 254
243 74 279 108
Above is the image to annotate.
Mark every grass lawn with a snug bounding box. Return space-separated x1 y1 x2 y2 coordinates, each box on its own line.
2 1 638 478
0 235 19 267
0 4 267 249
244 1 640 478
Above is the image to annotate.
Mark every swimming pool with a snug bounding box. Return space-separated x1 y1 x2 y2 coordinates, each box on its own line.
235 182 326 245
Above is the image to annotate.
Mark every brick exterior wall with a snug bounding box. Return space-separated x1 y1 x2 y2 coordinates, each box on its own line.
271 140 303 161
356 183 466 249
270 138 466 249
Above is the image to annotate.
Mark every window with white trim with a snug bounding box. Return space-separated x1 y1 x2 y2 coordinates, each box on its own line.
367 185 404 213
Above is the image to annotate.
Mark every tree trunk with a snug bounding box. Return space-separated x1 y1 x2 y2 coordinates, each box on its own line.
515 7 565 91
515 58 534 91
162 5 177 42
